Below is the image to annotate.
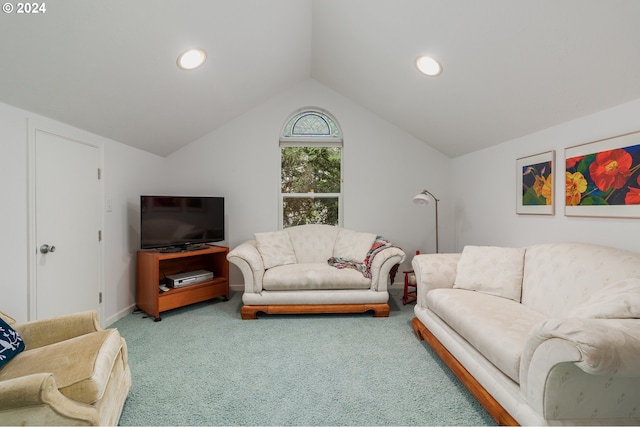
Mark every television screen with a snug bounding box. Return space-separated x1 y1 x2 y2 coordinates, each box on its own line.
140 196 224 250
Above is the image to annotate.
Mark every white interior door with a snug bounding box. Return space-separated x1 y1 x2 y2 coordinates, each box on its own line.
32 129 101 320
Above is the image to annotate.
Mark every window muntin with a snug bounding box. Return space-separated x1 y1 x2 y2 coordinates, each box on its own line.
280 110 343 228
282 111 341 138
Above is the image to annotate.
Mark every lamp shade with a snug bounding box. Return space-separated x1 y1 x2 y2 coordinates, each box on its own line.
413 193 431 206
412 188 439 253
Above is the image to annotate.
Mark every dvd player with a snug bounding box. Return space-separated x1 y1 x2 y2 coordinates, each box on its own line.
166 270 214 288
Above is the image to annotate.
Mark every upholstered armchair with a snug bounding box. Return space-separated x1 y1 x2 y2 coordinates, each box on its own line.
0 310 132 426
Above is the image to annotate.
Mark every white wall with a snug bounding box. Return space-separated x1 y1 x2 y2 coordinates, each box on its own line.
0 78 451 323
0 103 30 322
167 79 453 286
452 98 640 253
0 101 166 324
4 85 640 323
103 143 168 325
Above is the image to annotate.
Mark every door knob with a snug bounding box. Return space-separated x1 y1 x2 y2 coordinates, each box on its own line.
40 244 56 254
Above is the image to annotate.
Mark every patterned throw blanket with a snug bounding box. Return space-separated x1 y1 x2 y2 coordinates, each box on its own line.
327 236 399 278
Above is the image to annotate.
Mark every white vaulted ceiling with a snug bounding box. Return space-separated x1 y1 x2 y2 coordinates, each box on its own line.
1 0 640 158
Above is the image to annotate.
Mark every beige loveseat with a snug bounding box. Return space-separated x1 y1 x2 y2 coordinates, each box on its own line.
0 310 132 425
228 224 406 319
412 243 640 426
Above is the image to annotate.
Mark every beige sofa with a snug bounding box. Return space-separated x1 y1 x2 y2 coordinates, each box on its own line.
0 310 132 426
411 242 640 426
228 224 406 319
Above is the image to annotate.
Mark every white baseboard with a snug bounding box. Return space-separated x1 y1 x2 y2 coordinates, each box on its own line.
104 303 137 327
105 282 404 326
229 283 244 292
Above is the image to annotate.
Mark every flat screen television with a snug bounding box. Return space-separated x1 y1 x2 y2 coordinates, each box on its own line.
140 195 224 250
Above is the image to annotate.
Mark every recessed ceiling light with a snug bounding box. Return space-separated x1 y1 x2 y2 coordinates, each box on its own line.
415 55 443 77
177 48 207 70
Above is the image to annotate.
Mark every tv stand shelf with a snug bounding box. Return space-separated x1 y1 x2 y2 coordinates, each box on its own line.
136 245 229 321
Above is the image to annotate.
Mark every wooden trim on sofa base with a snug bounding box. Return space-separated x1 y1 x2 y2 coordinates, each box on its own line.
411 317 519 426
241 303 390 320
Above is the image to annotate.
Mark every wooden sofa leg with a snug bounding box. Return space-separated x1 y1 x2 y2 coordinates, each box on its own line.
412 316 425 339
240 305 262 320
411 317 519 426
370 303 390 317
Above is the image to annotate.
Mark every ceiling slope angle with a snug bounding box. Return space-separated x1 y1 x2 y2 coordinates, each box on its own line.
0 0 312 157
311 0 640 157
2 0 640 157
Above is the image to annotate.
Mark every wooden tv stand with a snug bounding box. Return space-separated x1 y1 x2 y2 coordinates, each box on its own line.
136 245 229 321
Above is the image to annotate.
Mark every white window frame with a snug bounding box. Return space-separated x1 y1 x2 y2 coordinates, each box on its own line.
279 109 344 229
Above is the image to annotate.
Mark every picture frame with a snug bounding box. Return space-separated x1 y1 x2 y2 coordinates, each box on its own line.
565 130 640 218
516 150 555 215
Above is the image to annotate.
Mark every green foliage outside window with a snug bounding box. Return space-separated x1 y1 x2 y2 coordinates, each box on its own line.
282 197 339 227
281 146 341 227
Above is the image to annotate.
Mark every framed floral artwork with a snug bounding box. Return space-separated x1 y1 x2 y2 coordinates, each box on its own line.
565 130 640 218
516 150 555 215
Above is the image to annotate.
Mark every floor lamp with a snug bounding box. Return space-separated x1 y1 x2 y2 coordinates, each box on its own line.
413 189 439 253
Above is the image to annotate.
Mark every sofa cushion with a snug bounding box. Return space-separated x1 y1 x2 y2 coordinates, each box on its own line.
333 229 377 263
0 329 123 405
522 243 640 318
427 288 546 382
0 318 25 368
286 224 339 263
254 230 297 269
568 277 640 319
453 245 525 302
263 263 372 291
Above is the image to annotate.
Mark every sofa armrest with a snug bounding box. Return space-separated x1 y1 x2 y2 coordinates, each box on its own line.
520 318 640 419
522 318 640 379
0 373 99 425
13 311 100 350
411 253 460 306
227 240 265 293
369 247 406 291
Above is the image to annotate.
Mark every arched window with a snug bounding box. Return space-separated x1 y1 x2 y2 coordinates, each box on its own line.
280 109 343 228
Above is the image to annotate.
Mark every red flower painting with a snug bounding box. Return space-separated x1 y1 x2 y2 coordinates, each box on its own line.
566 156 584 169
588 149 632 191
626 176 640 205
566 143 640 206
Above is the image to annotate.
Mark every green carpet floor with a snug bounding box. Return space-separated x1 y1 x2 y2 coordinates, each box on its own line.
113 289 495 426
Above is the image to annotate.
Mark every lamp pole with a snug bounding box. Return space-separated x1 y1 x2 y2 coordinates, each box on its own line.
416 189 439 254
424 190 439 253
